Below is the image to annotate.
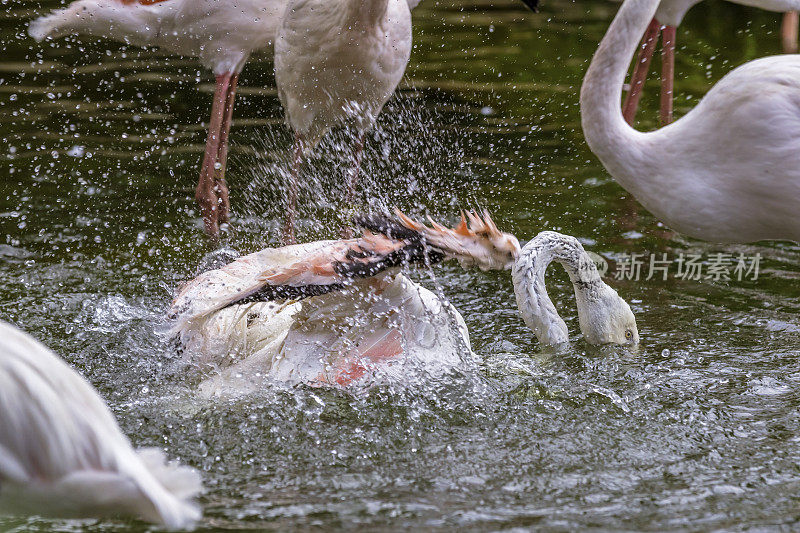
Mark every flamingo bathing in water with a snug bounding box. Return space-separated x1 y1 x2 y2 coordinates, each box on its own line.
622 0 800 125
581 0 800 243
29 0 286 239
169 211 638 393
0 321 202 528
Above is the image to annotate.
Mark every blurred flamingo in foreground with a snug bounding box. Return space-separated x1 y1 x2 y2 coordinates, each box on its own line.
29 0 286 239
169 210 637 394
621 0 800 126
0 321 202 528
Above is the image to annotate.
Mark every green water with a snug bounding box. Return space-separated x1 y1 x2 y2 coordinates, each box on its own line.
2 0 800 530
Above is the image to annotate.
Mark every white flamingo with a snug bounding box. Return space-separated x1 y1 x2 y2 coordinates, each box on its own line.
0 321 202 529
273 0 413 244
29 0 287 239
168 211 638 394
581 0 800 243
273 0 538 244
622 0 800 125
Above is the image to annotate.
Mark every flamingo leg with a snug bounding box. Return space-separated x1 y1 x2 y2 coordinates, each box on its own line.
340 131 365 239
782 12 799 54
282 134 303 246
660 25 676 126
622 18 660 125
214 72 239 226
196 72 233 240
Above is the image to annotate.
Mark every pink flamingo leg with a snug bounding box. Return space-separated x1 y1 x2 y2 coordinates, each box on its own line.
660 25 676 126
782 12 799 54
196 72 233 239
214 72 239 226
282 134 303 246
622 18 661 125
340 131 365 239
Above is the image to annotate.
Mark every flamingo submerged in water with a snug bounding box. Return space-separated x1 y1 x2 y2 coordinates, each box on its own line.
581 0 800 243
274 0 539 244
622 0 800 125
0 321 202 529
29 0 287 239
169 211 638 394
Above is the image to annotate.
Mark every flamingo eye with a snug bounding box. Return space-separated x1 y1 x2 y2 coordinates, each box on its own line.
625 330 633 340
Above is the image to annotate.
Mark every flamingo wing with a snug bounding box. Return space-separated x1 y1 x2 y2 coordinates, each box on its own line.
357 209 521 272
174 232 443 323
171 209 518 324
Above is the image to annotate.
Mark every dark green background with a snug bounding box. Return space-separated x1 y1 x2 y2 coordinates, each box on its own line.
1 0 799 530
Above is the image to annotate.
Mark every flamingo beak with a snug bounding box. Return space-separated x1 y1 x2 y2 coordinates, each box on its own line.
519 0 539 12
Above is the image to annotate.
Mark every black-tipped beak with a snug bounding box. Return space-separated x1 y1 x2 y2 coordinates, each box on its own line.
520 0 539 12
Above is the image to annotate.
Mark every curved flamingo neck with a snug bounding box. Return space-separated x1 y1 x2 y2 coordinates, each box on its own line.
512 232 604 346
580 0 661 184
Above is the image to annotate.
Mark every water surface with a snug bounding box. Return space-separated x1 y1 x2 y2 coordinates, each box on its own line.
2 0 800 530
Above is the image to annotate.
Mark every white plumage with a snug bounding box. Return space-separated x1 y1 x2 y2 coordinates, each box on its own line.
582 0 800 243
168 212 638 396
0 321 202 529
273 0 414 244
170 240 471 394
275 0 412 144
29 0 284 74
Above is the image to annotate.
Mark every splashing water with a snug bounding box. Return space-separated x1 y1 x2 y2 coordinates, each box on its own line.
3 0 800 530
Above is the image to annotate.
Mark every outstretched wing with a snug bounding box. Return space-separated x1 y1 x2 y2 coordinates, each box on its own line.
358 209 521 272
172 232 444 323
170 209 519 324
221 232 444 307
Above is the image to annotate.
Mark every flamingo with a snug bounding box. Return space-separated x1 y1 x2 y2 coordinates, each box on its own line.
168 211 638 393
273 0 539 245
621 0 800 126
28 0 287 239
0 321 202 528
581 0 800 243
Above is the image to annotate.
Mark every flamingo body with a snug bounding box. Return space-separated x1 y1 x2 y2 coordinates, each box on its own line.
0 321 202 528
275 0 412 144
584 0 800 243
170 240 471 393
273 0 413 243
169 211 637 396
29 0 284 75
